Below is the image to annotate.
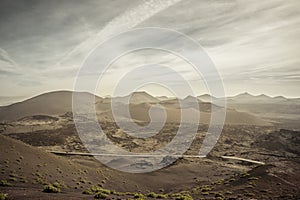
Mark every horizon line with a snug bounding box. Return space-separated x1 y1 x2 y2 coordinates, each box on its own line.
1 89 300 102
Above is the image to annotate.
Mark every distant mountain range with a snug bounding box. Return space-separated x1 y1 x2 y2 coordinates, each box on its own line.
198 92 300 103
0 90 278 126
198 93 300 126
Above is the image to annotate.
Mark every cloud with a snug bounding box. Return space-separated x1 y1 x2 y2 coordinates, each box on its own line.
17 79 42 87
0 0 299 97
55 0 183 71
0 48 20 76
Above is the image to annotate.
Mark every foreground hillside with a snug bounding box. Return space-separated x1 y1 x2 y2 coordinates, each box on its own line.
1 125 300 199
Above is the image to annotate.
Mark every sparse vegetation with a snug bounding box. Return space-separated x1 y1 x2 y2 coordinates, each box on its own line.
248 181 254 185
0 95 299 200
79 177 87 184
9 177 17 182
240 172 250 178
172 193 193 200
82 188 93 195
82 185 113 198
9 172 18 178
0 180 12 187
244 192 255 197
147 192 158 198
0 193 7 200
248 177 259 181
154 193 166 199
43 184 60 193
200 185 212 192
53 180 67 189
19 178 28 183
215 192 225 200
228 178 235 182
225 191 232 195
134 193 145 199
212 179 224 185
94 191 109 199
56 167 63 174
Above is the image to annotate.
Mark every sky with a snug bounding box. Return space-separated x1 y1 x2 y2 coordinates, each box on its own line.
0 0 300 99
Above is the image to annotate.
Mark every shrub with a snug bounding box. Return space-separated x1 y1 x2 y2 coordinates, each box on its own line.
147 192 158 198
169 193 193 200
53 181 67 189
244 192 255 197
0 180 12 187
225 191 232 195
94 191 109 199
175 195 193 200
99 188 111 195
43 184 60 193
212 179 224 185
248 177 259 181
19 178 28 183
90 185 100 192
215 192 225 200
157 194 167 199
134 193 145 199
200 185 212 192
248 181 254 185
228 178 235 182
82 188 93 195
240 172 250 178
90 186 110 194
9 177 17 182
0 193 7 200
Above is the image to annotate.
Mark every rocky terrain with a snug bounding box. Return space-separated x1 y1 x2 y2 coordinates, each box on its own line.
0 91 299 199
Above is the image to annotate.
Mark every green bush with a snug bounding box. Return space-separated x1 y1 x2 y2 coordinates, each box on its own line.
90 185 111 194
200 185 212 192
215 192 225 200
170 193 193 200
0 180 12 187
175 195 193 200
82 188 93 195
94 191 109 199
43 184 60 193
0 193 7 200
225 191 232 195
98 188 111 195
157 194 167 199
133 193 146 199
9 177 17 182
240 172 250 178
147 192 158 198
53 181 67 189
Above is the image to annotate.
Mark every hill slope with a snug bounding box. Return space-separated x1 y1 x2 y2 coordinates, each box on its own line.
0 91 102 122
0 91 271 125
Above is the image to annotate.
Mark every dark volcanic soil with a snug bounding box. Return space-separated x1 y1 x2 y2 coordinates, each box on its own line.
0 115 300 199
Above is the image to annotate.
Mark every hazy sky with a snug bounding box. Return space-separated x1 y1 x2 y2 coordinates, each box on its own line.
0 0 300 98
